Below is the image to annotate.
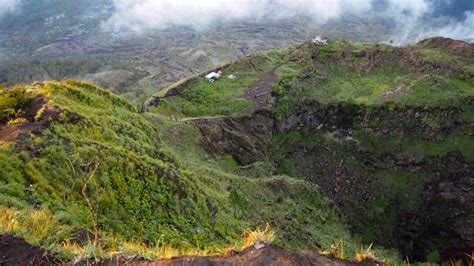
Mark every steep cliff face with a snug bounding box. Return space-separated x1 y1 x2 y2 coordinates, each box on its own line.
193 110 273 166
271 100 473 260
178 92 472 262
271 39 473 262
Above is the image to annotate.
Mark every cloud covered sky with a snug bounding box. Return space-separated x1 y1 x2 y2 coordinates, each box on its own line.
104 0 441 31
2 0 472 43
104 0 376 31
100 0 474 43
0 0 20 16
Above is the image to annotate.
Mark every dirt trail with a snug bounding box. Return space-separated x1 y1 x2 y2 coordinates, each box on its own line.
241 70 279 116
100 245 377 266
0 94 59 143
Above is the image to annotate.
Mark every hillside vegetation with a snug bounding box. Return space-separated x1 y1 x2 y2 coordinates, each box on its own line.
0 37 473 264
0 81 398 263
151 37 473 263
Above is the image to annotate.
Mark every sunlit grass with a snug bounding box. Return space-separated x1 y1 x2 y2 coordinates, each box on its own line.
0 206 279 263
355 243 375 262
240 223 276 249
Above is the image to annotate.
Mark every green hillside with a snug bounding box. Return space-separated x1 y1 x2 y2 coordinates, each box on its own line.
151 37 474 263
1 37 473 264
0 80 398 262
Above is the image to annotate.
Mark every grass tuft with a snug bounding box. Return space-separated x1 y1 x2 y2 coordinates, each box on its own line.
355 243 375 262
241 223 276 248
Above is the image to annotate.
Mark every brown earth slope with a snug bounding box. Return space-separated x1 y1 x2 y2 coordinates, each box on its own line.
0 235 57 266
100 245 377 266
0 94 59 143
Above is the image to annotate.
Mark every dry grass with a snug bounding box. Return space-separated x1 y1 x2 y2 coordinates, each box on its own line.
467 252 474 266
7 117 27 125
1 207 277 262
319 239 377 263
355 243 375 262
240 223 276 248
444 252 474 266
119 241 181 259
60 241 85 256
318 238 348 260
0 207 70 246
330 239 346 259
0 208 398 264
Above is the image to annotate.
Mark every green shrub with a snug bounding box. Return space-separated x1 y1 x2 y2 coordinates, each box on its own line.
0 86 31 123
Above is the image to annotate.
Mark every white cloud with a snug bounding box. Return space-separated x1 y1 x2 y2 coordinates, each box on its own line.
104 0 473 44
386 0 431 18
402 11 474 44
0 0 20 16
272 0 372 21
104 0 373 32
105 0 267 32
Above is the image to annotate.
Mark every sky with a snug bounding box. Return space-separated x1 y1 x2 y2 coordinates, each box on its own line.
104 0 431 31
102 0 474 43
0 0 19 16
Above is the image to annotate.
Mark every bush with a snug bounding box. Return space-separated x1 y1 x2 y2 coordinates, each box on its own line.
0 86 31 123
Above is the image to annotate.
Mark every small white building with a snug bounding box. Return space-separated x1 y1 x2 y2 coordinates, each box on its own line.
206 71 222 82
312 35 328 45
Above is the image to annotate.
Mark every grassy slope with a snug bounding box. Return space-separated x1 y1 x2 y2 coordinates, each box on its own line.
154 49 309 118
155 39 473 261
269 40 474 260
0 81 390 262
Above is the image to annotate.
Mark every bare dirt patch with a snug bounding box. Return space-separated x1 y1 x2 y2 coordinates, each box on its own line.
193 112 272 166
0 94 59 143
99 245 378 266
241 71 279 116
0 234 56 266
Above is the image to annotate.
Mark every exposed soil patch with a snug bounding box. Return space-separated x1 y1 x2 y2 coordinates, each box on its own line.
192 110 273 166
0 94 59 143
241 70 280 116
99 245 377 266
0 234 56 266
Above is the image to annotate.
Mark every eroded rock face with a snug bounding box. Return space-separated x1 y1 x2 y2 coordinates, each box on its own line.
192 97 473 261
395 151 474 261
144 96 161 107
279 98 472 139
274 100 474 261
193 110 273 166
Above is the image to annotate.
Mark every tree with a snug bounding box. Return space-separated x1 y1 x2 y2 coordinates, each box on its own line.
66 150 107 246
